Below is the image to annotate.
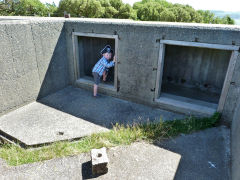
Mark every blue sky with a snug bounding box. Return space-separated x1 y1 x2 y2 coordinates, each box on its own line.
40 0 240 12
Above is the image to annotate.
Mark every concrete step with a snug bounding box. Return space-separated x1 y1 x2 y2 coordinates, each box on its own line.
156 93 218 117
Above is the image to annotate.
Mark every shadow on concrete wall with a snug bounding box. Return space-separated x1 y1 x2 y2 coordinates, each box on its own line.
36 27 69 100
0 22 70 116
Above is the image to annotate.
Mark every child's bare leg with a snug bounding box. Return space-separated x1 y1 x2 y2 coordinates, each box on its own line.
103 71 107 81
93 84 98 96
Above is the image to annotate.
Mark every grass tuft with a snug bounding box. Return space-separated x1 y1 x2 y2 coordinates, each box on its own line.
0 113 220 166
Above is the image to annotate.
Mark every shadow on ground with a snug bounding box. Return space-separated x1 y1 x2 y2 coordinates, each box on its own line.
81 160 105 179
81 161 93 179
38 86 185 129
155 126 230 180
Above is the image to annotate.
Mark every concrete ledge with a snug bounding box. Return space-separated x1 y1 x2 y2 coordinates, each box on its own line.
0 102 109 147
155 93 217 117
76 78 117 93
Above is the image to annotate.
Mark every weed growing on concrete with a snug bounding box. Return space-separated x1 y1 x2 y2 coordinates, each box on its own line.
0 113 220 166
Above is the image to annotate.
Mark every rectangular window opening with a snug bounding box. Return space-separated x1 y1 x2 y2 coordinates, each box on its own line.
73 33 118 91
161 45 231 104
155 40 238 115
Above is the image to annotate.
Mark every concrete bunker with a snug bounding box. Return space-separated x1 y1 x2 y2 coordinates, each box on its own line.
72 32 118 91
155 40 239 115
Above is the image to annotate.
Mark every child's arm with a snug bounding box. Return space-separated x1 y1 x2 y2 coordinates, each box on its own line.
102 59 115 68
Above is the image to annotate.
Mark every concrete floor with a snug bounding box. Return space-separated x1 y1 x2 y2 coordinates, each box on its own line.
0 86 185 146
39 86 185 128
0 126 230 180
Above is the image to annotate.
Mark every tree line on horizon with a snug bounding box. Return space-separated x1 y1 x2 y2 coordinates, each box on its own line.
0 0 235 24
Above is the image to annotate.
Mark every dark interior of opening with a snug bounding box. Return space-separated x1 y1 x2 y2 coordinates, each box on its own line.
161 45 231 104
78 36 115 85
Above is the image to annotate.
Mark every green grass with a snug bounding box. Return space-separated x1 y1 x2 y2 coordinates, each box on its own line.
0 113 220 166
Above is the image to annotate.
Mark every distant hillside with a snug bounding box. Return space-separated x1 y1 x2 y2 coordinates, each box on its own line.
211 10 240 25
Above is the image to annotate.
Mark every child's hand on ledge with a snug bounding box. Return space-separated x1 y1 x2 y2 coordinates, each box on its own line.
113 55 116 62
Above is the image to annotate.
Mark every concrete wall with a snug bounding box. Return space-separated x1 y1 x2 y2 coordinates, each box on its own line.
65 19 240 124
0 19 69 115
232 95 240 180
0 17 240 124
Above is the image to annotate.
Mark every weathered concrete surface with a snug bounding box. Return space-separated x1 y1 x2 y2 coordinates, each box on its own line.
0 18 69 116
0 126 229 179
231 96 240 180
157 126 230 180
39 86 185 128
0 22 40 115
0 101 108 146
0 158 7 172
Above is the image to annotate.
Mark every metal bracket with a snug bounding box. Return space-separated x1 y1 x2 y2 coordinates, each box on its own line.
151 88 155 92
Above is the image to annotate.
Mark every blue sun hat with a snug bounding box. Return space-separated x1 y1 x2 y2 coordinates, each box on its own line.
100 45 114 55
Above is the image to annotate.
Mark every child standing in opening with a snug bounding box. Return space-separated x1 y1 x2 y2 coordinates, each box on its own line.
92 45 115 97
102 47 114 82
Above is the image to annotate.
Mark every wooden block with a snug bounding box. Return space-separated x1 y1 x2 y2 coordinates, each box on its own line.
91 147 109 175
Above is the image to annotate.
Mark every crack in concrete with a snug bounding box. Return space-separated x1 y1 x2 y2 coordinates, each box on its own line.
30 23 42 86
